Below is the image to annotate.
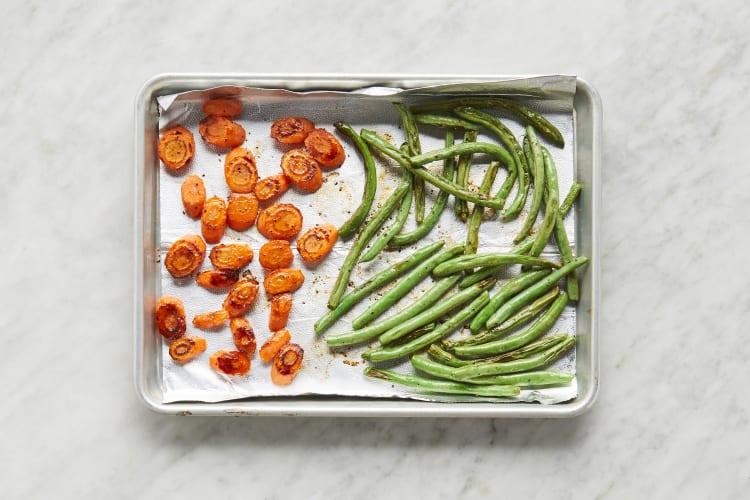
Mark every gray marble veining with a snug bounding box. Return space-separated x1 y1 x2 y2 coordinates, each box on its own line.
1 0 748 498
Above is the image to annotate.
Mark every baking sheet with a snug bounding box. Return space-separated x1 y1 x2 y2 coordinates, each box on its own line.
155 76 578 404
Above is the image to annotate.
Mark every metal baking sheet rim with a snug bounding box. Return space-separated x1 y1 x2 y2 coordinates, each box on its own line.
133 73 601 418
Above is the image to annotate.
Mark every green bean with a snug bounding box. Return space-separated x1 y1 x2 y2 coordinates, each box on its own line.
468 269 552 333
457 291 568 357
453 130 478 221
334 121 378 239
560 181 583 218
408 142 515 183
446 287 561 348
362 291 490 363
351 244 465 329
493 167 517 211
327 181 411 309
413 113 480 130
510 234 535 255
360 130 506 210
529 147 559 257
394 103 425 223
364 367 520 398
427 344 469 368
437 333 568 365
410 97 564 148
389 322 436 346
466 161 500 254
513 126 546 240
453 107 529 220
325 276 460 347
485 256 588 329
458 264 504 289
390 129 456 247
432 253 560 278
453 335 575 379
379 278 495 346
359 171 413 263
411 356 573 387
314 241 444 334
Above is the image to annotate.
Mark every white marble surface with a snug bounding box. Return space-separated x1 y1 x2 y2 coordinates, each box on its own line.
1 1 748 498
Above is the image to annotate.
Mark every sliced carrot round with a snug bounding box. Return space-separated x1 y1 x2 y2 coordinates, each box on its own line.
280 149 322 192
199 116 246 148
201 196 227 244
202 98 243 118
223 278 260 317
271 343 304 385
224 147 258 193
254 174 291 202
270 117 315 144
192 309 229 330
258 240 294 270
196 269 240 289
209 243 254 271
155 295 186 340
210 350 251 376
226 193 259 231
259 329 291 362
269 293 293 331
169 336 207 365
297 224 338 264
304 128 345 168
158 126 195 171
165 235 206 278
181 175 206 219
263 268 305 294
230 317 257 356
257 204 303 240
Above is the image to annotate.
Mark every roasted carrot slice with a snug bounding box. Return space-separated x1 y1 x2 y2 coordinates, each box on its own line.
263 268 305 294
304 128 345 168
271 343 304 386
196 269 240 289
199 116 246 148
280 149 323 192
230 317 257 355
296 224 338 264
209 243 254 271
224 147 258 193
269 293 293 331
202 98 243 118
259 329 291 362
169 336 207 365
257 204 303 240
165 235 206 278
210 350 251 376
193 309 229 330
254 174 291 202
181 175 206 219
270 117 315 144
201 196 227 244
158 126 195 171
223 278 260 317
155 295 186 340
226 193 259 231
258 240 294 270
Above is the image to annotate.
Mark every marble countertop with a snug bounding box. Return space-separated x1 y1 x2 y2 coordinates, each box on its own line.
2 1 747 498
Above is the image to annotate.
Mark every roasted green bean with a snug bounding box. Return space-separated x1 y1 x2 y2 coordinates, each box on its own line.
364 367 520 397
327 181 411 309
458 264 504 289
432 253 560 278
436 333 568 366
334 121 378 239
394 103 425 223
413 113 480 130
457 291 568 357
529 147 559 257
466 161 500 254
410 97 564 147
359 171 413 263
411 356 573 387
351 245 465 329
379 278 495 346
468 269 552 333
325 275 460 347
453 130 478 221
513 126 545 238
485 257 588 329
560 181 583 218
362 291 490 363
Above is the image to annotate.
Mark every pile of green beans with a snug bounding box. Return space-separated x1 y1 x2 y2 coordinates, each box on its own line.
318 100 586 399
